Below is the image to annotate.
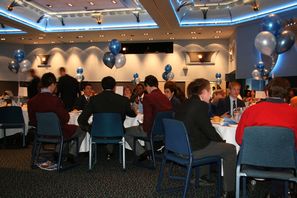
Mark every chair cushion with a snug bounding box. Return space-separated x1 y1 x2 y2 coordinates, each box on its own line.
241 167 295 180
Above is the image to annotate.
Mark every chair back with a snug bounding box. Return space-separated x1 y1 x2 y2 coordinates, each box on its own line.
150 111 173 136
36 112 62 137
240 126 296 169
0 106 24 125
91 113 124 138
163 119 191 156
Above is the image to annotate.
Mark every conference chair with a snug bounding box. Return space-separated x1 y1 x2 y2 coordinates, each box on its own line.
235 126 297 198
157 119 222 198
0 106 26 147
32 112 79 172
89 113 126 170
133 111 173 169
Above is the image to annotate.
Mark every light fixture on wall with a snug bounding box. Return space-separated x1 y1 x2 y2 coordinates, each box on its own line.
37 54 51 67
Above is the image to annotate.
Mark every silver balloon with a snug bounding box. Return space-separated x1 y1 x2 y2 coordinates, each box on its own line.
134 77 140 85
114 53 126 69
254 31 276 56
166 72 175 81
216 78 222 85
251 69 261 80
19 59 32 72
76 74 84 82
262 68 270 80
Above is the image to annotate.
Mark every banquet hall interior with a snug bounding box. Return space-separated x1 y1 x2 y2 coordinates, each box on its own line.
1 0 297 197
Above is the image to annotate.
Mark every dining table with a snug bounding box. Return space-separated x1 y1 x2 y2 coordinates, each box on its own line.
213 123 240 153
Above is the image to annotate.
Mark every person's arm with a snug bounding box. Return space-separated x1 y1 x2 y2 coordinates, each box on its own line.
55 98 70 125
235 110 249 145
142 95 153 133
124 97 136 117
77 97 93 132
215 99 227 116
73 96 82 110
196 102 223 142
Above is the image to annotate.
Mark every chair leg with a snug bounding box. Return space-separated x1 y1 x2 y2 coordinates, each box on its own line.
94 144 97 165
57 142 64 172
89 138 92 170
216 161 222 198
150 138 156 168
284 181 289 198
243 177 247 198
236 166 241 198
195 167 200 188
182 165 192 198
31 139 37 167
22 127 26 147
156 155 167 192
133 137 137 164
122 137 126 170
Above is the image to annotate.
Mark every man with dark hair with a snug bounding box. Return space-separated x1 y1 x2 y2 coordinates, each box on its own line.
27 69 40 98
57 67 80 112
78 76 136 159
216 81 245 117
73 83 93 110
125 75 172 160
28 72 86 164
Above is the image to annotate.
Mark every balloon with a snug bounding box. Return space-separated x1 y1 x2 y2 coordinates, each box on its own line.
256 61 265 70
255 31 276 56
215 73 221 79
76 67 84 74
261 53 278 69
166 72 175 81
8 60 20 73
13 49 25 63
19 59 32 72
216 78 222 85
103 52 115 69
76 74 84 82
109 39 121 55
162 72 168 81
165 64 172 73
133 73 139 79
276 30 295 54
262 14 283 36
262 68 270 80
114 53 126 69
251 69 261 80
134 77 140 85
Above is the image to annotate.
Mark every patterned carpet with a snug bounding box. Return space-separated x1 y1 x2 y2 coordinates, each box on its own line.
0 145 293 198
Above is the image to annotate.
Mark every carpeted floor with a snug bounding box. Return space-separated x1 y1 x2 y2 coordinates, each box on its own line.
0 145 293 198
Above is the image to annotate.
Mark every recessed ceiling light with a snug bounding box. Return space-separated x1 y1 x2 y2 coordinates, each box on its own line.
89 40 93 42
58 36 64 39
121 34 126 37
51 41 55 43
33 42 38 44
67 3 73 7
191 31 196 34
166 32 173 35
192 37 197 39
89 1 95 6
108 39 111 42
214 35 220 39
1 37 5 41
69 40 74 43
38 36 44 40
170 37 174 40
122 47 127 51
46 4 52 8
20 37 25 40
77 35 84 38
99 35 104 37
111 0 117 4
215 30 222 34
130 38 133 41
149 38 154 40
144 33 149 36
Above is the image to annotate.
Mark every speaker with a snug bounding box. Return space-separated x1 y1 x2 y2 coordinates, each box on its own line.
120 42 173 54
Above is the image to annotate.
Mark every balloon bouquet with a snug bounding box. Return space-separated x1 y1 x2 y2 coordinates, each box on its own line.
8 49 32 74
253 14 295 80
132 73 140 84
103 39 126 69
215 73 222 85
76 67 84 82
162 64 175 81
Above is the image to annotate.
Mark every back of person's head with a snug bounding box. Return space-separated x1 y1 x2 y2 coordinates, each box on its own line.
187 78 210 97
144 75 158 87
267 77 290 99
101 76 116 90
59 67 66 73
41 72 56 88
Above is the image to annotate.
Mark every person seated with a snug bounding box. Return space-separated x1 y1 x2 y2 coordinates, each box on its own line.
78 76 136 160
216 81 245 117
28 72 86 164
73 83 93 111
123 86 133 100
131 83 145 113
164 81 186 111
210 89 225 116
175 78 236 197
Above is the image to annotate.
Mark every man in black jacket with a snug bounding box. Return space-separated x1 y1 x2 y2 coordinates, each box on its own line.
27 69 40 98
73 83 93 110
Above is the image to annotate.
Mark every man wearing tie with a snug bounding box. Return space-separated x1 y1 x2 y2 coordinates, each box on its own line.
73 83 93 110
216 81 245 117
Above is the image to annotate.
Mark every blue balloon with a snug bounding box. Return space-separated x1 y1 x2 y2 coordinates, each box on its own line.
103 52 115 69
165 64 172 73
76 67 84 74
276 30 295 54
215 73 221 79
13 49 25 63
133 73 139 79
8 60 20 73
256 61 265 70
109 39 121 55
162 72 168 81
262 14 283 36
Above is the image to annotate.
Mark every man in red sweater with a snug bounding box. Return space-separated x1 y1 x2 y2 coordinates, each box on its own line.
125 75 172 159
236 77 297 148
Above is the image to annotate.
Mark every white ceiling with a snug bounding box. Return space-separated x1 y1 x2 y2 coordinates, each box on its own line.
0 0 296 44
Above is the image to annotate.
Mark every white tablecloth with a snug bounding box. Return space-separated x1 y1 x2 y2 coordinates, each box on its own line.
213 124 240 153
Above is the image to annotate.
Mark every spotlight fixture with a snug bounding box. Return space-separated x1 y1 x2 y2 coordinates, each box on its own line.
60 18 65 26
176 1 194 12
7 1 19 11
92 13 103 25
201 7 208 20
36 15 45 23
133 11 140 23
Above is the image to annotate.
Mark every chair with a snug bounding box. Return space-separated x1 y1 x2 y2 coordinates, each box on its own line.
133 111 173 169
89 113 126 170
157 119 222 198
235 126 297 198
0 106 26 147
31 112 79 172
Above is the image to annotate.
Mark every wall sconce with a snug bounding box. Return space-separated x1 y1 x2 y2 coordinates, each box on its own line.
37 54 51 67
185 51 217 65
183 66 189 76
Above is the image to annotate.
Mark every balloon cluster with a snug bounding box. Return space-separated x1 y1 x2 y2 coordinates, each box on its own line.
8 49 32 73
215 73 222 85
253 14 295 79
133 73 140 84
251 61 270 80
162 64 174 81
76 67 85 82
103 39 126 69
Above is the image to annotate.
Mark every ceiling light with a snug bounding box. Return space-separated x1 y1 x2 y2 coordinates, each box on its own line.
144 33 149 36
214 36 220 39
111 0 117 4
77 35 84 38
1 38 5 41
166 32 172 35
92 13 103 25
20 37 25 40
191 31 196 34
89 1 95 6
38 37 44 40
192 37 197 39
69 40 74 43
215 30 222 34
170 37 175 40
149 38 154 40
89 40 93 42
99 35 104 37
122 47 127 51
46 4 52 8
34 42 38 44
121 34 126 37
51 41 55 43
68 3 73 7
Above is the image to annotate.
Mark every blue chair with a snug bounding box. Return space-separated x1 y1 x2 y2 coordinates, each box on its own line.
236 126 297 198
133 111 173 169
0 106 26 147
32 112 79 172
89 113 126 170
157 119 222 198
